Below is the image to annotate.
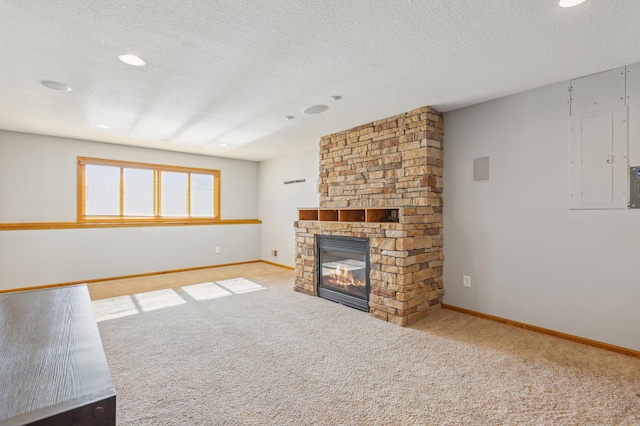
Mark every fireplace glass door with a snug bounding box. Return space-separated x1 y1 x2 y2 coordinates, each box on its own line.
316 235 370 311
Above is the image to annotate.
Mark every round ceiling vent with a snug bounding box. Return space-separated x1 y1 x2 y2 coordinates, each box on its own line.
302 104 329 115
39 80 72 92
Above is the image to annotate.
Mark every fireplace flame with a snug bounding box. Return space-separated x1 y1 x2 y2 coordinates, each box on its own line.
329 264 365 288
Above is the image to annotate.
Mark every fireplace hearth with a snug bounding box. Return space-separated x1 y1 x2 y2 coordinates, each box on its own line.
317 235 370 312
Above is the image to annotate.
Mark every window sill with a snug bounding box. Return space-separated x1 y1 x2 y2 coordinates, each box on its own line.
0 219 261 231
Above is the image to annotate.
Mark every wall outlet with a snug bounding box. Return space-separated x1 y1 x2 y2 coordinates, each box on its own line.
271 249 277 257
215 247 221 254
463 275 471 287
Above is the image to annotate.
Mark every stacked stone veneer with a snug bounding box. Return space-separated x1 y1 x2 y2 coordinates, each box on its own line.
294 106 444 326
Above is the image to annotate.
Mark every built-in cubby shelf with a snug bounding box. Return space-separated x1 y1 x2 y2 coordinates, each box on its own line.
319 209 338 221
298 208 400 223
339 209 365 222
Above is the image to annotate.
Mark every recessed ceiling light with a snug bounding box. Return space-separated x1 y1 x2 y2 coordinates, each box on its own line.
95 124 110 129
285 116 295 120
39 80 72 92
302 105 329 115
559 0 586 7
219 143 230 148
119 54 146 67
330 95 342 101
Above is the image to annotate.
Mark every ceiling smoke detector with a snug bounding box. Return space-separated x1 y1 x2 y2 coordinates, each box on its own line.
39 80 72 92
302 105 329 115
330 95 342 101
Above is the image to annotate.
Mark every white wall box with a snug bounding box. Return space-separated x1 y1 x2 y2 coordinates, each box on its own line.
569 67 625 116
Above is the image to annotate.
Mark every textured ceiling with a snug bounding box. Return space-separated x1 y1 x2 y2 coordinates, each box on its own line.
1 0 639 161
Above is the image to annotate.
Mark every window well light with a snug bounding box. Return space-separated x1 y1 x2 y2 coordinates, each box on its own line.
559 0 587 7
119 54 146 67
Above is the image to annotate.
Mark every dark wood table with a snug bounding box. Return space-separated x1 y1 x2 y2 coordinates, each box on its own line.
0 285 116 425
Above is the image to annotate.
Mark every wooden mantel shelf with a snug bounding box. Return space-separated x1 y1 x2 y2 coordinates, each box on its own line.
297 207 400 223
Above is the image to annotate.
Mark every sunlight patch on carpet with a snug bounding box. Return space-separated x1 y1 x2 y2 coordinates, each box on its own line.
134 289 187 312
92 277 266 322
216 278 265 294
92 295 138 322
181 282 233 301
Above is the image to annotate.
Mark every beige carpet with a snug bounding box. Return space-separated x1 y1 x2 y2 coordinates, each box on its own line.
91 262 640 425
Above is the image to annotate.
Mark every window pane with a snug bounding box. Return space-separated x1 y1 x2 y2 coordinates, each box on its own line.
85 165 120 216
160 171 188 217
190 173 214 217
123 168 154 216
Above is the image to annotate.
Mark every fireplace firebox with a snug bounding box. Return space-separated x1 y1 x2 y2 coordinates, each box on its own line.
316 235 370 312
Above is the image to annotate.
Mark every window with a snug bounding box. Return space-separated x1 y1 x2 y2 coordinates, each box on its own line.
78 157 220 222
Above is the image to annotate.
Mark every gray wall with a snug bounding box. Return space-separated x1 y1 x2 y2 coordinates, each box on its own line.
0 131 260 289
258 148 319 267
443 81 640 351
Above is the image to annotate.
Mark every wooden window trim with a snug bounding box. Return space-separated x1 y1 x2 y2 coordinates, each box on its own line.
77 157 221 224
0 219 261 231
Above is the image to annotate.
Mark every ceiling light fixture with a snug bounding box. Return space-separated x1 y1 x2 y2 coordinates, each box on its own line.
118 54 146 67
219 143 230 148
302 105 329 115
559 0 586 7
285 116 295 120
330 95 342 101
39 80 72 92
95 124 110 129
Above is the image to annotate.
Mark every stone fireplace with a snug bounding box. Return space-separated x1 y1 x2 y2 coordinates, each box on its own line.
294 106 444 326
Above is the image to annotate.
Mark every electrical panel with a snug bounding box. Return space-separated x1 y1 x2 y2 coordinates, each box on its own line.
569 67 629 210
627 63 640 168
568 108 628 209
